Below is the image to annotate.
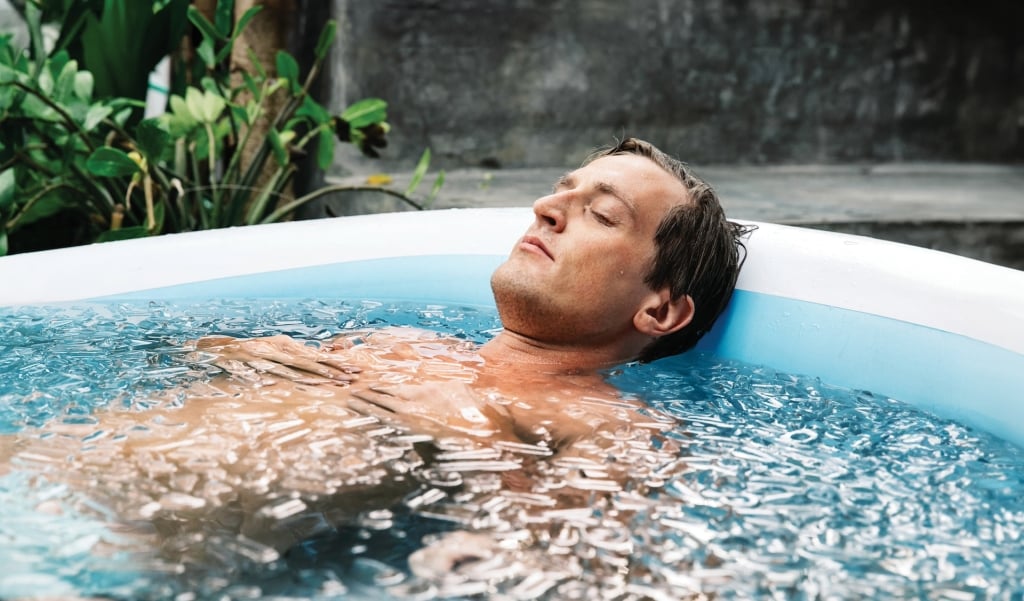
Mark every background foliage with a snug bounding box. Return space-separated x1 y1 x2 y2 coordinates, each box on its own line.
0 0 435 256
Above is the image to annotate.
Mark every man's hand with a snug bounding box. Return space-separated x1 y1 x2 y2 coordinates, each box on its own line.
350 382 519 442
193 335 361 385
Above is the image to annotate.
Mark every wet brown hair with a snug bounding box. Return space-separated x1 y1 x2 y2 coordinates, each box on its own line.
587 138 754 362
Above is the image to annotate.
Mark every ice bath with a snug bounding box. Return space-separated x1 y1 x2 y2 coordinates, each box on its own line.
1 208 1023 599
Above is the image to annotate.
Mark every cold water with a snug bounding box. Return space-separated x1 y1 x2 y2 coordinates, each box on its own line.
0 300 1021 600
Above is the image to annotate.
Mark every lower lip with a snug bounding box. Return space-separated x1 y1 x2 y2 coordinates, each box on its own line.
518 242 551 260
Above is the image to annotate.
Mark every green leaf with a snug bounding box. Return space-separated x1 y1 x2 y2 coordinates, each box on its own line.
200 76 219 95
425 171 446 209
159 112 188 138
196 38 216 70
0 228 7 257
296 96 330 124
185 88 204 121
214 0 234 36
107 97 148 111
185 87 225 124
16 190 70 228
233 6 262 38
53 59 76 103
169 94 195 121
191 125 212 160
341 98 387 129
136 119 171 162
37 66 54 95
21 94 59 121
96 225 149 243
0 62 23 84
246 47 267 79
275 51 300 94
73 70 93 99
267 129 288 167
25 2 44 72
199 91 225 123
111 107 134 126
64 100 89 126
241 71 259 96
314 20 337 61
82 104 111 132
316 127 335 171
187 5 223 44
49 51 69 77
228 104 248 125
13 52 29 75
86 147 141 177
0 169 15 212
406 148 431 196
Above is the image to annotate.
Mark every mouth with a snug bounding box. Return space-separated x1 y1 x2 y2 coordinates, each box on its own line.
519 235 553 260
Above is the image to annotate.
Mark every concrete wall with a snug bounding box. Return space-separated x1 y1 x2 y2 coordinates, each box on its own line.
325 0 1023 170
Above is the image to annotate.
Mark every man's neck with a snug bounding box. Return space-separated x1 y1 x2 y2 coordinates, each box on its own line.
479 330 639 375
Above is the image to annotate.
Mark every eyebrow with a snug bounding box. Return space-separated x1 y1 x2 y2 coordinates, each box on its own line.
553 172 574 192
553 172 639 217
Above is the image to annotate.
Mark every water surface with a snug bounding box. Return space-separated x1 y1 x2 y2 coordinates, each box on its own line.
0 300 1021 599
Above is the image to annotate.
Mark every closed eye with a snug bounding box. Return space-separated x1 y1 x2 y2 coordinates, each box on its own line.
588 207 616 226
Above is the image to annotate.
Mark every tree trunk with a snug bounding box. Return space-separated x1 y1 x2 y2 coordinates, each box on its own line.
229 0 297 206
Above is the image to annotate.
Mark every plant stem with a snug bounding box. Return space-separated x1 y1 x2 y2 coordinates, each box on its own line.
189 145 209 230
220 82 268 222
144 175 155 231
11 82 97 153
25 3 45 80
67 161 116 213
260 184 424 224
245 165 293 225
5 182 76 230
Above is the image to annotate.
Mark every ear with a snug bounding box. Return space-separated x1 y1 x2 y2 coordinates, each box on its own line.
633 289 695 338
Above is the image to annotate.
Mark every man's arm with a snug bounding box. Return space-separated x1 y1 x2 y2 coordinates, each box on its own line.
0 362 420 567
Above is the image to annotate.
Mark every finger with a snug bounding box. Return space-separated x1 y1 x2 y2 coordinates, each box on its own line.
326 336 356 351
194 335 241 350
241 341 356 382
347 397 439 438
350 387 401 412
318 355 362 374
212 358 265 383
273 357 357 382
245 359 338 386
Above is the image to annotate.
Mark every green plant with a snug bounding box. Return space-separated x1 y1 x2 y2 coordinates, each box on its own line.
0 0 441 256
10 0 188 103
0 4 144 254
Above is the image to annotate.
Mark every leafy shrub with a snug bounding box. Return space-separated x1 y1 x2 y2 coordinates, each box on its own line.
0 0 437 256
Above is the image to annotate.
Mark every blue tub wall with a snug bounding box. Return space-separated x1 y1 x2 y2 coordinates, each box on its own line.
1 208 1022 448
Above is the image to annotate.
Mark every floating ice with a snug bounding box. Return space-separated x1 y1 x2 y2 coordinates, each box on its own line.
1 300 1022 600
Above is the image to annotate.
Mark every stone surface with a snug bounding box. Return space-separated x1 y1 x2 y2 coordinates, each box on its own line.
325 0 1024 169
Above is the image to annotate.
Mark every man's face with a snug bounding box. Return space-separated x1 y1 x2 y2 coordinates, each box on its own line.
491 153 689 348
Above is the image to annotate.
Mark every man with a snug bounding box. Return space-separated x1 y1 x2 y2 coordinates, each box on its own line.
199 137 748 445
2 138 750 595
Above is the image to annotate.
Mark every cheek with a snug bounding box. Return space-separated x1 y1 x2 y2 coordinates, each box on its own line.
563 237 653 290
578 258 648 299
604 247 652 282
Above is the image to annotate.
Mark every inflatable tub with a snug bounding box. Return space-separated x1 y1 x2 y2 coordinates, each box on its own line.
2 207 1021 448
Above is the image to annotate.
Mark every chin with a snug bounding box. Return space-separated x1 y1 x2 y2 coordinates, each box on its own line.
492 268 547 330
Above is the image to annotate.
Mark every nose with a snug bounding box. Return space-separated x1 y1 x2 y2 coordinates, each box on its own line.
532 192 567 232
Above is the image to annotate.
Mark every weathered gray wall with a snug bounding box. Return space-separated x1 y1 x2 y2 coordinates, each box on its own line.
325 0 1023 169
